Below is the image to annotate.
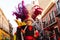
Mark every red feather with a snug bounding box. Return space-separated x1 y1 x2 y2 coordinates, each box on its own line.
32 5 43 20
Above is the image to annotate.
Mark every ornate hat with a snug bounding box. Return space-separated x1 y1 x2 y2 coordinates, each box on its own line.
24 15 34 23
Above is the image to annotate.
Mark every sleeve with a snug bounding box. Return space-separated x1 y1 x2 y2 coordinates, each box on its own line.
35 30 39 37
16 27 21 36
33 26 40 37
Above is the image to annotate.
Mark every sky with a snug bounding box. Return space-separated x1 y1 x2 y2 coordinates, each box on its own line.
0 0 39 34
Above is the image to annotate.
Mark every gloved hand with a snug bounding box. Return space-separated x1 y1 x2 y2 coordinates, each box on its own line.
21 29 25 34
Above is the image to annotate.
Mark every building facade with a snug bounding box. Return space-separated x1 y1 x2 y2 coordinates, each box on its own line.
0 8 10 40
0 29 10 40
38 0 60 40
38 0 52 9
9 22 13 40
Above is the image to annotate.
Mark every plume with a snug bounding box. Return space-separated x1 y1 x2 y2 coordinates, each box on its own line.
13 0 29 21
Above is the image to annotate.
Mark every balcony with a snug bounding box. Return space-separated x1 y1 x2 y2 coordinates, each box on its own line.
43 18 56 28
42 16 57 30
49 18 56 27
42 21 49 29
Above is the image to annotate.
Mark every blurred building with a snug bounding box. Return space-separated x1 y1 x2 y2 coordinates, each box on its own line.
37 0 60 40
38 0 52 9
0 8 10 40
9 22 13 40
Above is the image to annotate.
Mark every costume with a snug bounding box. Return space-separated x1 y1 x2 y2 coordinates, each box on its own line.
13 0 42 40
24 25 36 40
16 27 21 40
21 25 39 40
15 19 26 40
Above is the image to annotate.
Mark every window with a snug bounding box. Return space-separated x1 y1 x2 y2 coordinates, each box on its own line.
57 0 60 10
52 11 55 18
45 16 49 27
43 21 45 28
56 0 60 14
42 16 49 28
49 11 55 25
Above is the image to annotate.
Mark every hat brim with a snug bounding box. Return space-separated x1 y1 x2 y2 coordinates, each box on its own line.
24 19 34 23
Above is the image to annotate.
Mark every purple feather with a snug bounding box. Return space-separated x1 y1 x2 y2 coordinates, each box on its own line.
13 0 29 21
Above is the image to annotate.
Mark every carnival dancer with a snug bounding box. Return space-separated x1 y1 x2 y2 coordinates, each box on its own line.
21 18 39 40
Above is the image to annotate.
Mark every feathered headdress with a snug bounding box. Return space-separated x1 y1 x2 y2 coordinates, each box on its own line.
13 0 29 21
32 5 43 20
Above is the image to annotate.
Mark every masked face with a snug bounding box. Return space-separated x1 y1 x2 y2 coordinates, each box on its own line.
26 20 32 26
